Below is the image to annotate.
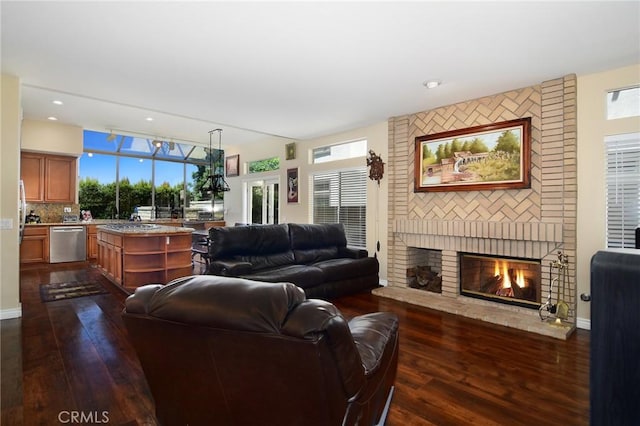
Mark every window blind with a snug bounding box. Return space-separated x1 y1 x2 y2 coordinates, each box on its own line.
312 168 367 248
605 133 640 248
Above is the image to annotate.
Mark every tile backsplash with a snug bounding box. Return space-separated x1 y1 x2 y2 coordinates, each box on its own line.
26 203 80 223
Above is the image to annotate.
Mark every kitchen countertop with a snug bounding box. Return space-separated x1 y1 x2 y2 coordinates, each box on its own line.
25 222 88 226
97 223 195 234
25 219 223 227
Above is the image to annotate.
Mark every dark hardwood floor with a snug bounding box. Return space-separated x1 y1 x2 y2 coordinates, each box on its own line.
2 262 590 425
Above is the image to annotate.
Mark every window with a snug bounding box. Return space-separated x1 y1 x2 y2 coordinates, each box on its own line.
607 86 640 120
605 133 640 248
118 157 152 219
312 168 367 248
248 157 280 173
154 160 185 219
79 130 220 220
78 152 116 218
312 139 367 164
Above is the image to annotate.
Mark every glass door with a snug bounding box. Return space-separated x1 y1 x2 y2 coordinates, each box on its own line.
247 178 279 224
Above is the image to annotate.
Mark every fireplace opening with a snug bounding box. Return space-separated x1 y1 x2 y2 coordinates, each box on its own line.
406 247 442 293
459 253 541 309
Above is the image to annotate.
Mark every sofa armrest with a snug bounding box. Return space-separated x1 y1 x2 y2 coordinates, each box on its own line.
124 284 164 315
348 312 399 375
282 299 366 397
338 246 369 259
208 260 253 276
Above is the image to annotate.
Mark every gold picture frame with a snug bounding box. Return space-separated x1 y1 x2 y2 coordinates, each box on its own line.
414 118 531 192
285 142 296 160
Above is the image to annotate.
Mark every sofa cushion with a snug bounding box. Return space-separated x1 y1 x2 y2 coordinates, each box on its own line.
294 247 339 264
289 223 347 250
240 265 324 290
209 224 291 258
235 251 295 271
313 257 379 281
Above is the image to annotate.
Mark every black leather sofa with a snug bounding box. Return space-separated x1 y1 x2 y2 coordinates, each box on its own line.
206 223 379 299
122 275 399 425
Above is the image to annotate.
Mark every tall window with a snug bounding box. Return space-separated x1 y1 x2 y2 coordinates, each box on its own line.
79 130 219 220
118 157 152 219
312 168 367 248
605 133 640 248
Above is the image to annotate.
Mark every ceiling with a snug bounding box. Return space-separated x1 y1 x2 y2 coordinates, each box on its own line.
2 1 639 148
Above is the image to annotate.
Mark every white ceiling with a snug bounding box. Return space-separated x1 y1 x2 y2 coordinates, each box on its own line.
2 1 639 148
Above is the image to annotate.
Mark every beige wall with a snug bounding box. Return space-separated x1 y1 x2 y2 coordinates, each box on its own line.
21 118 83 156
576 64 640 325
228 121 389 281
1 74 22 318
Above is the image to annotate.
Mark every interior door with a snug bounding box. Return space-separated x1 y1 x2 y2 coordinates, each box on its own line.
247 178 279 224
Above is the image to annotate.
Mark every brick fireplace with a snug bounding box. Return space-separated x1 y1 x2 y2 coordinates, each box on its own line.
375 75 577 339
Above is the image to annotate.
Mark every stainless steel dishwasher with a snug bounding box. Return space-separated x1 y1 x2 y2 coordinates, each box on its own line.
50 226 86 263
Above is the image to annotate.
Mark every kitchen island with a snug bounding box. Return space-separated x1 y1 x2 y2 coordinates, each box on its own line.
97 223 194 292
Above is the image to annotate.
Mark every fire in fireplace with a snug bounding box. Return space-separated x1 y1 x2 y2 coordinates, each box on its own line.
459 253 542 309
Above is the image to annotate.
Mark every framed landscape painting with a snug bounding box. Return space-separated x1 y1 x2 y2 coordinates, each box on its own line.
414 117 531 192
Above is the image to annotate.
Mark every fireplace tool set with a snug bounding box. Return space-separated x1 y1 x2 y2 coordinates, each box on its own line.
539 251 570 323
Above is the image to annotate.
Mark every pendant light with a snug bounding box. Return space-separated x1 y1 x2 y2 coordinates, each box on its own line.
207 129 230 194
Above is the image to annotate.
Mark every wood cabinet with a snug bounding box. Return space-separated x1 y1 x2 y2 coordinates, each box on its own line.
86 225 98 260
98 231 123 285
20 226 49 263
44 155 77 203
21 152 77 203
21 153 45 202
97 227 192 291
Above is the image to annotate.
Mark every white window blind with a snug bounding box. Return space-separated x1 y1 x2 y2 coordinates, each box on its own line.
605 133 640 248
312 168 367 248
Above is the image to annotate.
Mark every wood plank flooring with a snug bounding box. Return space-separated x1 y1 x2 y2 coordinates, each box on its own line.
2 262 590 425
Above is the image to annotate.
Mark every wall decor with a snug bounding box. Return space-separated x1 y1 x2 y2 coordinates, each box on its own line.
287 167 299 203
414 117 531 192
366 149 385 185
285 142 296 160
225 154 240 177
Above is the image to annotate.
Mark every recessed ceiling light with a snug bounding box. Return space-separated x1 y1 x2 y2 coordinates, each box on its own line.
423 80 441 89
146 117 154 122
52 100 63 105
47 116 58 121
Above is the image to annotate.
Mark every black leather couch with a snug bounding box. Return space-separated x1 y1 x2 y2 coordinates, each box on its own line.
122 275 399 425
206 223 379 299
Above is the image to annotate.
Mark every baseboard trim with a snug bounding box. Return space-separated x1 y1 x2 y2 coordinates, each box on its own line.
576 317 591 330
0 306 22 320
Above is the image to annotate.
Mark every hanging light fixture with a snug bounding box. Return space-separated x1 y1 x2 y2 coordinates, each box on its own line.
207 128 230 194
